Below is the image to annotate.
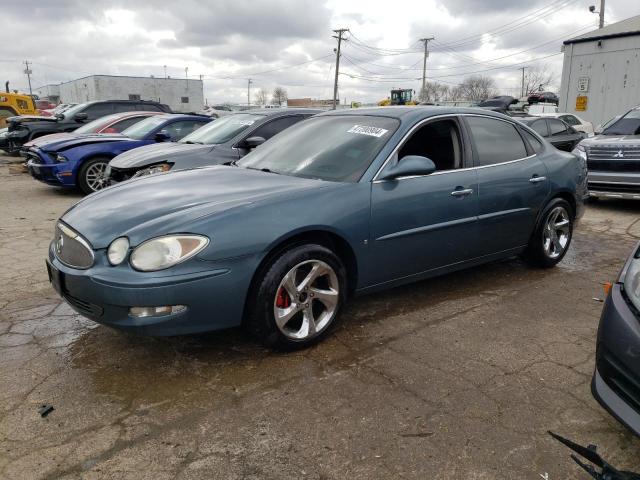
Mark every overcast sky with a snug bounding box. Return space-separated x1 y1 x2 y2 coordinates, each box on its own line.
2 0 639 105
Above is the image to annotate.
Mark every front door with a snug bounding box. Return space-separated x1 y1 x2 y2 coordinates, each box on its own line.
368 117 479 286
464 115 549 255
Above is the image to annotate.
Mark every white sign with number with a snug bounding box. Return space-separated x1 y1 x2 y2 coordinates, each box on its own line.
577 76 589 93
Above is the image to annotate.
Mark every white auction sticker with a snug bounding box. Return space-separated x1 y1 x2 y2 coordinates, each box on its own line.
347 125 388 137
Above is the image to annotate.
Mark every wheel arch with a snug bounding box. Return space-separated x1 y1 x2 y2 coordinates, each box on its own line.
242 227 359 322
74 152 116 180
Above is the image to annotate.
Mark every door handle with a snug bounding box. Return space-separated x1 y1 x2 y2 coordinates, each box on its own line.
450 188 474 197
529 175 547 183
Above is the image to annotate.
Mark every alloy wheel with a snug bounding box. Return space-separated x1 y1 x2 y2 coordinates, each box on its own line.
542 206 571 259
273 259 339 340
85 161 110 192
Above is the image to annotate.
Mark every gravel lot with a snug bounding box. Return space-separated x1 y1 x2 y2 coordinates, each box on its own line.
1 156 639 479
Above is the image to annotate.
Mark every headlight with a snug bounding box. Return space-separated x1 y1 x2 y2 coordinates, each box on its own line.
624 256 640 312
130 235 209 271
132 163 172 178
56 155 68 163
107 237 129 265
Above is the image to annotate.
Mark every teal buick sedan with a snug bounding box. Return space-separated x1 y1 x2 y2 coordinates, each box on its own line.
47 107 587 349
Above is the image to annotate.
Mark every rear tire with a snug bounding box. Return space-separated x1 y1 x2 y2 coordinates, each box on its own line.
246 244 347 350
523 198 574 268
78 157 111 195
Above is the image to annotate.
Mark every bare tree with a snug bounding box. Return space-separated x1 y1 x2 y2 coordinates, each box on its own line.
522 64 556 96
255 88 269 106
456 75 497 102
271 86 288 106
418 81 450 103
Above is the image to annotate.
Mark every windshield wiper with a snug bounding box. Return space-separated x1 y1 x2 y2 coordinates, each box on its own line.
244 166 279 174
183 140 203 144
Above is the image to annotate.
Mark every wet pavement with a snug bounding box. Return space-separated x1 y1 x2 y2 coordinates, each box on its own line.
1 159 640 479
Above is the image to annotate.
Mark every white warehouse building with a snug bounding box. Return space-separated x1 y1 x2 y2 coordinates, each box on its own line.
559 15 640 127
35 75 204 113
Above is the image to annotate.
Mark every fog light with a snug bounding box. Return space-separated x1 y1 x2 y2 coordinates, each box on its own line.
129 305 186 318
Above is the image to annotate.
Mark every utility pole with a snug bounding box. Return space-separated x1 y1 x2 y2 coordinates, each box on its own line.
23 60 33 96
247 78 253 107
163 65 167 79
519 66 527 98
419 37 434 100
332 28 348 110
599 0 605 28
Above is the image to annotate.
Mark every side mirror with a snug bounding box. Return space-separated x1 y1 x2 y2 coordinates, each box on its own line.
240 136 266 149
154 132 171 142
73 112 88 122
378 155 437 180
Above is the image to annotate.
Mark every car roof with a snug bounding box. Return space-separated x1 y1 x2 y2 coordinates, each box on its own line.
317 106 516 122
147 113 210 121
232 108 323 117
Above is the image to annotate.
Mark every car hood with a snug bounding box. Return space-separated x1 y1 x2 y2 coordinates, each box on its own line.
580 134 640 147
40 134 129 152
62 166 332 248
7 115 59 125
24 132 75 148
110 142 214 168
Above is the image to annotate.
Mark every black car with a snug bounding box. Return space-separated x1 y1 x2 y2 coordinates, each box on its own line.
592 242 640 437
527 91 559 105
5 100 171 154
107 108 321 182
517 116 585 152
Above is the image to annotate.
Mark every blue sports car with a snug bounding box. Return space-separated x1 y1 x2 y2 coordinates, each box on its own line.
26 114 211 194
47 107 587 349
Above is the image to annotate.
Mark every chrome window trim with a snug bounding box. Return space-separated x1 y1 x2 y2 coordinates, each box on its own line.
372 113 536 183
56 222 95 269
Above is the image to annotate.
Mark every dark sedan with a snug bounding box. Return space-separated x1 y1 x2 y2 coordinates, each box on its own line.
528 91 559 105
517 116 585 152
47 107 586 349
593 243 640 437
107 108 321 182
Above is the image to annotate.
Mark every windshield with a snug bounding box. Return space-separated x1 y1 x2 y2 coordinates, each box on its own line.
59 103 87 120
236 115 399 182
603 108 640 135
179 113 264 144
121 116 167 140
74 113 124 133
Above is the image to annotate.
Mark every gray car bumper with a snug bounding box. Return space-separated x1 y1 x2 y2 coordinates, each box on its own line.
588 171 640 199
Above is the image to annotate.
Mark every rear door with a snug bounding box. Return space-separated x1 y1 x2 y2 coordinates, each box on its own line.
464 115 549 255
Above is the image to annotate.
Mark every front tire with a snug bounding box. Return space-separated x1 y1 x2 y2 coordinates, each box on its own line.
523 198 574 268
78 157 111 195
246 244 347 350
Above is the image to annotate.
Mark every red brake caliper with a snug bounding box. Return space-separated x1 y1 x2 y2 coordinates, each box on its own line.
276 287 291 309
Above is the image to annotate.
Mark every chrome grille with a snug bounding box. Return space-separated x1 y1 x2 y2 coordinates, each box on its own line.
54 223 94 269
588 146 640 160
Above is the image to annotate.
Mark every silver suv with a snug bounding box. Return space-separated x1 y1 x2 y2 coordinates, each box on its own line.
575 107 640 200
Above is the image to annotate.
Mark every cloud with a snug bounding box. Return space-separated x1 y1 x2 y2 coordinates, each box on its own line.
0 0 639 104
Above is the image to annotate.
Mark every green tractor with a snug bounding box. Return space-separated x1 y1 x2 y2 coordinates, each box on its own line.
378 88 416 106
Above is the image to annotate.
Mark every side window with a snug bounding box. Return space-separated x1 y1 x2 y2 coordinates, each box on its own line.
83 103 114 119
249 116 304 141
560 115 580 126
530 120 548 137
466 116 528 166
160 120 208 140
110 116 145 132
520 129 544 154
548 119 568 136
397 118 462 171
136 103 162 112
112 103 137 114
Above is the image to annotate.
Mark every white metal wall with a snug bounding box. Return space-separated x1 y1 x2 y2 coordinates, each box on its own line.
559 35 640 127
56 76 204 112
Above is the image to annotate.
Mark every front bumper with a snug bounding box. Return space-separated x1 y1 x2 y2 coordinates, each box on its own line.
592 284 640 437
47 244 256 336
588 171 640 200
26 149 75 187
